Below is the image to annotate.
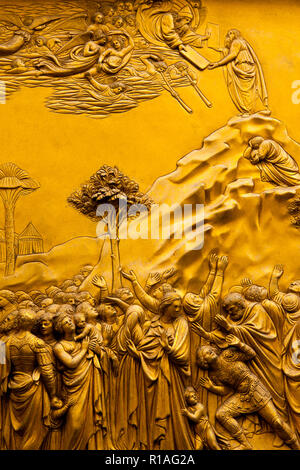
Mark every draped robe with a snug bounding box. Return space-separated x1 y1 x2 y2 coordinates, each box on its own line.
224 38 268 114
115 313 195 450
3 333 54 450
255 140 300 187
222 303 287 417
282 319 300 435
56 340 107 450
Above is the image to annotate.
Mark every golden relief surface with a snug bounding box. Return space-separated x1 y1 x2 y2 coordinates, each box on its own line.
0 0 299 452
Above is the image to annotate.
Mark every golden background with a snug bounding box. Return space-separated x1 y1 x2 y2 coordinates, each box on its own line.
1 0 299 251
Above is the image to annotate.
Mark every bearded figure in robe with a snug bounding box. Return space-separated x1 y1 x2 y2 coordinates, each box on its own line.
182 254 228 426
208 29 269 115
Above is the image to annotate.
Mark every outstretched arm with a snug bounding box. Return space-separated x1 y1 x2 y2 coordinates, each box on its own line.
144 272 161 293
92 275 109 302
213 41 240 66
190 322 215 342
269 265 284 301
225 334 256 361
208 256 228 303
105 296 129 313
199 253 218 297
122 270 159 313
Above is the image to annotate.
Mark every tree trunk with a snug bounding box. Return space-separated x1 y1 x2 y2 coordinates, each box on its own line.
117 237 123 288
110 237 121 292
4 199 16 276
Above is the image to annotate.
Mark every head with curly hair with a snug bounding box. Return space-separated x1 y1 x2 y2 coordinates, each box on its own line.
63 293 77 307
58 304 75 316
184 386 199 406
196 345 219 369
54 313 75 337
222 292 246 322
76 291 95 307
17 309 37 331
225 28 242 48
248 136 264 150
243 284 267 303
0 290 16 308
114 286 134 304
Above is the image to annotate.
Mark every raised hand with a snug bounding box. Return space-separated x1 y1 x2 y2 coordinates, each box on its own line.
241 278 253 287
92 275 107 289
272 264 284 279
121 269 137 282
209 252 218 270
146 272 161 287
162 267 176 280
215 314 231 331
190 322 207 338
225 334 240 347
218 255 228 271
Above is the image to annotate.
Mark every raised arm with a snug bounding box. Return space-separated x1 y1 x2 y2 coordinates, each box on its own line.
269 265 284 301
207 256 228 303
105 296 129 313
122 270 159 313
190 322 214 342
199 253 218 297
92 275 109 303
144 271 162 293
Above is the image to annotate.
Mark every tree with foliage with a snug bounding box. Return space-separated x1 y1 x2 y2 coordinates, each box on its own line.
68 165 153 290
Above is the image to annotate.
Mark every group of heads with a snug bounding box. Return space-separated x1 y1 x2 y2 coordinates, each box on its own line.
92 2 135 28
